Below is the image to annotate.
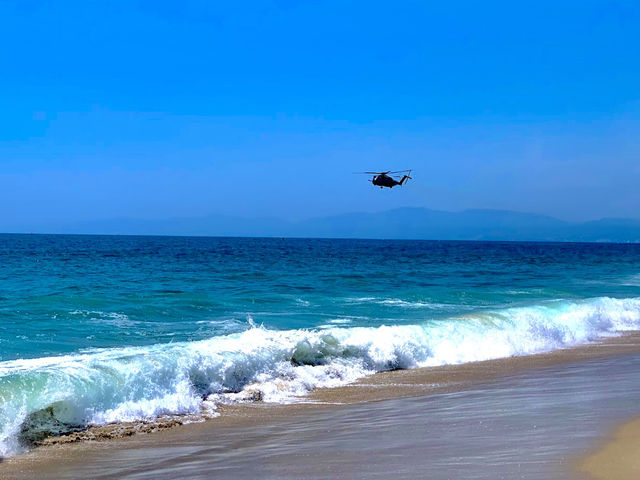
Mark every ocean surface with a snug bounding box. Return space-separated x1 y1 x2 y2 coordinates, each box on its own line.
1 234 640 457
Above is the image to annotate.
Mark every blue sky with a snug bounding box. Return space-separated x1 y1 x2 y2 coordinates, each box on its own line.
1 0 639 230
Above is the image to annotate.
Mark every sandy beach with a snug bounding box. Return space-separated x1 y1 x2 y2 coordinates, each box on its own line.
5 333 640 479
578 417 640 480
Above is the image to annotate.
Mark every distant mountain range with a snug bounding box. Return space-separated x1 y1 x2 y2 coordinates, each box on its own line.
22 208 640 242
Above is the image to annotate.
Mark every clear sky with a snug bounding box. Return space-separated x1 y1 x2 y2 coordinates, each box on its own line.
1 0 639 231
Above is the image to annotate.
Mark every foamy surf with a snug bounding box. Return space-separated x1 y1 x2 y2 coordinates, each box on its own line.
344 296 462 311
1 296 640 457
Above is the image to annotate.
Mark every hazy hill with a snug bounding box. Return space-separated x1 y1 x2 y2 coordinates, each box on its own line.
26 208 640 242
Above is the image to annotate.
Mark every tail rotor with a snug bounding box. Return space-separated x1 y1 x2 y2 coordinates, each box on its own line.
399 170 412 185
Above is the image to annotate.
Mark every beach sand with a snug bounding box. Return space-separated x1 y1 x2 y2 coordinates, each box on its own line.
5 334 640 479
578 417 640 480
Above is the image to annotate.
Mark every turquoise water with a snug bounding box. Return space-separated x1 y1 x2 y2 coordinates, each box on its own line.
1 234 640 456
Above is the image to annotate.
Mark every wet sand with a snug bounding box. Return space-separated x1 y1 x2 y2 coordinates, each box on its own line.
5 334 640 479
578 417 640 480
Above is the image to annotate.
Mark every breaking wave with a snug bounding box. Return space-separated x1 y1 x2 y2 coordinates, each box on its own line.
2 296 640 457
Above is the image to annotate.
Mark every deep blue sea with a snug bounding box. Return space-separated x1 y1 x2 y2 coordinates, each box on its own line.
1 234 640 456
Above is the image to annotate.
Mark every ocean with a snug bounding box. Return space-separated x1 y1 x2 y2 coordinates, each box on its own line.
1 234 640 458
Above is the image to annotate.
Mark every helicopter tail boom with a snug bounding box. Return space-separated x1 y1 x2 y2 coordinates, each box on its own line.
399 171 412 185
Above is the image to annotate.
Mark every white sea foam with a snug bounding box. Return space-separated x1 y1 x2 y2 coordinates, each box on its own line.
2 296 640 457
377 299 445 308
69 310 136 328
329 318 353 324
345 297 456 309
621 274 640 287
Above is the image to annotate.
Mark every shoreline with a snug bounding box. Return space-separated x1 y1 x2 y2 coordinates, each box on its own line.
12 333 640 448
5 333 640 478
309 332 640 404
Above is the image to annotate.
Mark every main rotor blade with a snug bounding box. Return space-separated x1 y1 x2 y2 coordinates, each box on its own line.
353 171 386 174
387 170 412 174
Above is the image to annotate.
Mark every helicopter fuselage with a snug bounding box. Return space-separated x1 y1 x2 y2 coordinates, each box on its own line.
372 174 405 188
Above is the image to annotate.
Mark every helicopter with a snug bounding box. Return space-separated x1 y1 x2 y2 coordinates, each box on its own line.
355 170 412 189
